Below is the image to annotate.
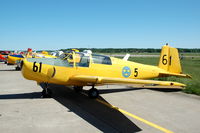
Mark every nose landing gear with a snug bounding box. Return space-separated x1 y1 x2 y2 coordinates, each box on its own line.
15 66 21 71
41 83 52 98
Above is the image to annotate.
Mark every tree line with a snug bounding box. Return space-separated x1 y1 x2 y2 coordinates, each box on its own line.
60 48 200 53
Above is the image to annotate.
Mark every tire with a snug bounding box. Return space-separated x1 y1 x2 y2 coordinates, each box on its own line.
88 88 99 99
15 66 21 71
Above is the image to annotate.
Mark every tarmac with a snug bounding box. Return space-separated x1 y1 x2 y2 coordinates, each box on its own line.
0 62 200 133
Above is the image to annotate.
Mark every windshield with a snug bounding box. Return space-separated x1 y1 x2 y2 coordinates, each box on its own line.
59 52 90 67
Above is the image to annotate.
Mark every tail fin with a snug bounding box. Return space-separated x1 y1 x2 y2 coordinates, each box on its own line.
158 44 182 74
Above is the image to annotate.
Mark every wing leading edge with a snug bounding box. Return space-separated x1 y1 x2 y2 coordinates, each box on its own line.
70 75 186 87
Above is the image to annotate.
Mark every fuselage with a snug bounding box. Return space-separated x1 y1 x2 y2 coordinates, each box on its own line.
21 53 168 86
8 54 24 65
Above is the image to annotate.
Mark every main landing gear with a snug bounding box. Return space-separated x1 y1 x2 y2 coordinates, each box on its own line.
88 87 99 99
41 83 52 98
73 85 99 99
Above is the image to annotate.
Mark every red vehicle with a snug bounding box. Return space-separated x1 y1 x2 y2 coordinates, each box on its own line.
0 51 11 63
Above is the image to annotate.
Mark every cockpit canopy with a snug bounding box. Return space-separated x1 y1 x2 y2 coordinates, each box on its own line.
26 51 112 68
59 51 112 67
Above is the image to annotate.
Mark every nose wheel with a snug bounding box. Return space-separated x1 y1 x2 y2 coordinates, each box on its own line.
41 83 52 98
88 87 99 99
15 66 21 71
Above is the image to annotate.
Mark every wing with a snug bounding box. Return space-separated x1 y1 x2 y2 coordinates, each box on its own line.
70 75 186 87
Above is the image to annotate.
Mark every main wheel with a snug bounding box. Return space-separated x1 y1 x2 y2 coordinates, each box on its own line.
74 86 83 92
88 88 99 99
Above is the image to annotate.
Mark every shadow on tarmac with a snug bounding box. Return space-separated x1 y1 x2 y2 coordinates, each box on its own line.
99 87 142 94
0 84 142 132
0 69 16 71
97 86 181 94
47 84 142 133
142 87 182 92
0 84 181 132
0 92 41 99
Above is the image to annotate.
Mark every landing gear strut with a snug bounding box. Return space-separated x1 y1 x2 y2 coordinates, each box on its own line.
88 86 99 99
41 83 52 98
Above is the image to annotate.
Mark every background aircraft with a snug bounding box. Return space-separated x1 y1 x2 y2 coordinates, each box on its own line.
20 44 191 98
7 48 57 70
0 54 7 62
0 51 11 63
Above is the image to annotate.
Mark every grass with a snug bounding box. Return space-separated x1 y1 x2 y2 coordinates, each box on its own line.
125 56 200 96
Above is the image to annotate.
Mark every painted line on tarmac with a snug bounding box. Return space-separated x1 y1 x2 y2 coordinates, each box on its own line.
96 99 173 133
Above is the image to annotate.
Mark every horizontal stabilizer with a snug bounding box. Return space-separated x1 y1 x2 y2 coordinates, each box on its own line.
159 72 192 78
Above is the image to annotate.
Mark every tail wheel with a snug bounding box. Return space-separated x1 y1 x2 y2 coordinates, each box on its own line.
88 88 99 99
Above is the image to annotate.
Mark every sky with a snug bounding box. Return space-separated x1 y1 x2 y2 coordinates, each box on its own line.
0 0 200 50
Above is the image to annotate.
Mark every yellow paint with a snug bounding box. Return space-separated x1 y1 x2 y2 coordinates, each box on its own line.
41 51 48 55
168 47 182 73
96 99 174 133
21 44 190 87
7 55 24 65
158 45 182 73
158 45 169 70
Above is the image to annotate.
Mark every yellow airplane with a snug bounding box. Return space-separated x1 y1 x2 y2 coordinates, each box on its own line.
7 48 33 65
7 50 56 70
7 54 24 65
21 44 191 98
